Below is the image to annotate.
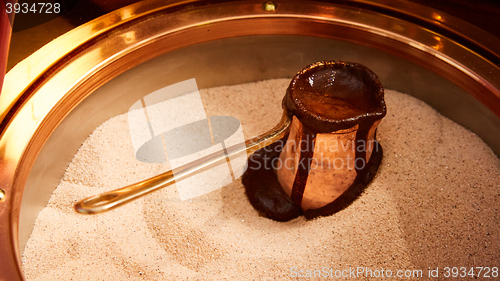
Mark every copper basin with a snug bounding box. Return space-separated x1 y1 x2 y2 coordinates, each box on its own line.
1 0 499 279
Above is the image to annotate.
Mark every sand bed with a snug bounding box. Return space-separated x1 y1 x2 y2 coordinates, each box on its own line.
22 79 499 280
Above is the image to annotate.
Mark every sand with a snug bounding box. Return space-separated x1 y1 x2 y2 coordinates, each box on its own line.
22 79 500 280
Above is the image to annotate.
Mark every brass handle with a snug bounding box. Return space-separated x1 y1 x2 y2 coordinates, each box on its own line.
74 111 292 214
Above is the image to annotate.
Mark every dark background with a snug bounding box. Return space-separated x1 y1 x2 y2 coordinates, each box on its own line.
408 0 500 38
6 0 500 71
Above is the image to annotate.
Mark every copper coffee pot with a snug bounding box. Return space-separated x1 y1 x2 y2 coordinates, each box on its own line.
244 61 386 221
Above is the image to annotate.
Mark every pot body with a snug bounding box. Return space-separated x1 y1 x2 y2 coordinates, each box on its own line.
278 117 380 210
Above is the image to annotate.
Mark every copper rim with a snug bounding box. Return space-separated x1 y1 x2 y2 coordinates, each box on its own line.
1 0 499 279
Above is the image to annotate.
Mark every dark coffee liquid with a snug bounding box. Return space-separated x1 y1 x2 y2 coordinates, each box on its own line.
289 128 316 207
242 137 303 222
